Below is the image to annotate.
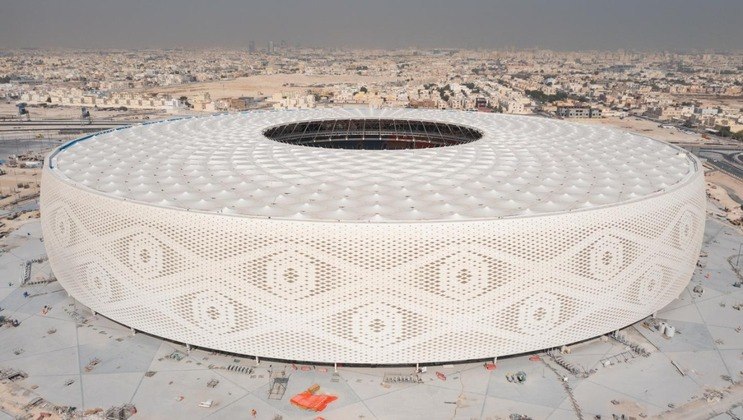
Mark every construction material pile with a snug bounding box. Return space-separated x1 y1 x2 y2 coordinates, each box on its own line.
290 384 337 412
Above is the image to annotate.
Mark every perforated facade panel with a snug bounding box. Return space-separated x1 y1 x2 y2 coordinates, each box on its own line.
40 110 705 364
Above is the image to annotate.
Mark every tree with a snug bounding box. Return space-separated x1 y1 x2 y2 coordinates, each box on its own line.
525 89 567 103
717 126 732 137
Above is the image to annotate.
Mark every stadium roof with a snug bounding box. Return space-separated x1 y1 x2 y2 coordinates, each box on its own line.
49 108 697 222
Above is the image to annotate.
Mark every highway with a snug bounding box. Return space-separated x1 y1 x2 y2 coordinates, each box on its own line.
674 142 742 151
698 148 743 181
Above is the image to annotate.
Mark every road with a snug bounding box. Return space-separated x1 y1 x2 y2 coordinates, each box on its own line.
698 148 743 180
0 119 132 133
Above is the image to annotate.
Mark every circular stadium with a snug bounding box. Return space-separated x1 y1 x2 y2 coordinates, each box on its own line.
40 108 705 365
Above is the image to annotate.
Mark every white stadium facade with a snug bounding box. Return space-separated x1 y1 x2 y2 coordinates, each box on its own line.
40 108 705 365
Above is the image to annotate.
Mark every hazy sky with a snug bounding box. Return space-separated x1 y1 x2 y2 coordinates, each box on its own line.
1 0 741 51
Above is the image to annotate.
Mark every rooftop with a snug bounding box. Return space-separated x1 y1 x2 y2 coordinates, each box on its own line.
49 108 697 222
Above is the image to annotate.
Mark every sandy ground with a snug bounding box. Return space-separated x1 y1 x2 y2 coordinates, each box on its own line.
574 116 707 144
706 182 742 227
143 74 400 100
654 382 743 419
0 166 42 237
706 169 743 229
0 210 40 238
707 169 743 201
0 380 65 420
0 167 40 201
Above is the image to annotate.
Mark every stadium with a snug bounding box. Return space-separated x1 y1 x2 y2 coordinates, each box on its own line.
40 108 705 365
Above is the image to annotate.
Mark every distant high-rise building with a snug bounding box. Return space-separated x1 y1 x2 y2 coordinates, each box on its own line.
248 41 255 54
267 41 274 54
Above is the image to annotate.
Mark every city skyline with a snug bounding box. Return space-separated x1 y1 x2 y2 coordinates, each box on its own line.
1 0 741 51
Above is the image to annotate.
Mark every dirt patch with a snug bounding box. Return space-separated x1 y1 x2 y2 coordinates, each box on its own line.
0 381 64 420
0 165 41 237
707 170 743 204
143 74 399 100
576 117 706 144
653 383 743 419
0 167 40 205
706 169 743 230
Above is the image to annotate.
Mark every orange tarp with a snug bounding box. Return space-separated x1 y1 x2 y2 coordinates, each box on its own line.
290 384 338 412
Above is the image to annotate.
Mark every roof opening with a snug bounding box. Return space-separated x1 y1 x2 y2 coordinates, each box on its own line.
263 118 482 150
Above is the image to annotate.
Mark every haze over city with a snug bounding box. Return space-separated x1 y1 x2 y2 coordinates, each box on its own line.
1 0 742 51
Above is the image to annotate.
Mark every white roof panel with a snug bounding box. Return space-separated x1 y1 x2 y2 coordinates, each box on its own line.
49 108 697 222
